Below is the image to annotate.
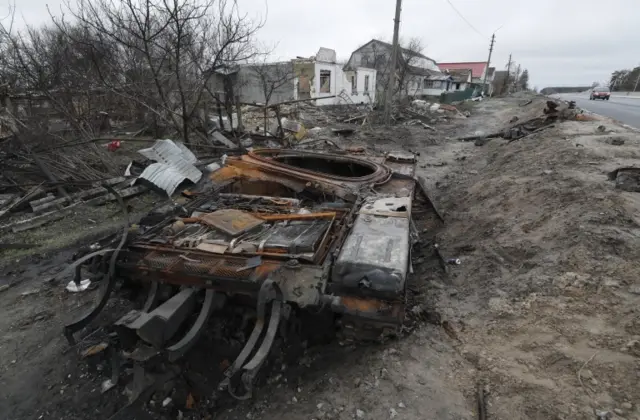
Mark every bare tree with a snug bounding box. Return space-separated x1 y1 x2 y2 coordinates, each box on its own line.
361 37 426 102
0 20 116 137
397 37 425 96
47 0 263 144
247 59 295 135
518 69 529 91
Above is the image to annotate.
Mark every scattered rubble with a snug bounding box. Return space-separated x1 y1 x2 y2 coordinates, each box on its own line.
5 92 640 420
460 99 583 144
608 167 640 192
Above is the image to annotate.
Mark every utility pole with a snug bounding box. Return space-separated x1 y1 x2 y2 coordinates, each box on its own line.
481 33 495 95
384 0 402 126
503 53 512 94
633 67 640 92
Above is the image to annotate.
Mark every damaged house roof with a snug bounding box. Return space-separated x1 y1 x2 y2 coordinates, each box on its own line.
444 68 473 82
343 39 438 72
438 62 489 79
364 39 434 61
408 67 453 81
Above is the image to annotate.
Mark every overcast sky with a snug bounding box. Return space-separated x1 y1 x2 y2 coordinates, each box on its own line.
4 0 639 88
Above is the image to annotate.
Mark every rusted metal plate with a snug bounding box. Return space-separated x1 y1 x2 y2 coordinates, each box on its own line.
129 248 282 288
328 295 405 325
199 209 265 236
359 196 411 218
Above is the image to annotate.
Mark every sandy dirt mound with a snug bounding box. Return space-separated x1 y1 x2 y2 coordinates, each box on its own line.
432 99 640 420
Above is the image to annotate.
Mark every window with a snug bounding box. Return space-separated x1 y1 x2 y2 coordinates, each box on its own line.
351 75 357 94
423 79 436 89
434 81 442 89
455 83 461 90
320 70 331 93
364 75 370 92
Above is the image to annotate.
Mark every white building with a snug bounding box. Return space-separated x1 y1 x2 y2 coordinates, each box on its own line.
293 48 377 106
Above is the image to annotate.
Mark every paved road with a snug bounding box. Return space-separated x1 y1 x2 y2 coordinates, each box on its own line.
556 94 640 129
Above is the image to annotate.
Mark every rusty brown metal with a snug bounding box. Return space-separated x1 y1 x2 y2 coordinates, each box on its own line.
199 209 265 236
211 150 392 201
122 247 282 291
340 296 389 312
328 295 405 330
113 149 419 353
210 163 307 193
256 212 336 221
247 149 387 182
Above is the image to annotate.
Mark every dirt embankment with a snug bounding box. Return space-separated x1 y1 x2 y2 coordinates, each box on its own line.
431 97 640 420
1 94 639 420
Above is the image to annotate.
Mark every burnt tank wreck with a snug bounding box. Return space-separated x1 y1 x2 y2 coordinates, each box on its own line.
60 148 443 403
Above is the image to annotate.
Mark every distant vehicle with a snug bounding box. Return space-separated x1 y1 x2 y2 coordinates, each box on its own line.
590 87 610 100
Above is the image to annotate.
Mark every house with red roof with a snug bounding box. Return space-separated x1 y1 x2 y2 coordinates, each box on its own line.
437 62 496 94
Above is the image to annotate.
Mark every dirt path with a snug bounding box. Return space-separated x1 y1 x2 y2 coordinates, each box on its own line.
2 95 639 420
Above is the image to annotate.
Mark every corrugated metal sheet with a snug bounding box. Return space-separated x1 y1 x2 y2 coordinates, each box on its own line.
174 141 198 164
137 140 202 196
138 163 189 197
138 139 201 183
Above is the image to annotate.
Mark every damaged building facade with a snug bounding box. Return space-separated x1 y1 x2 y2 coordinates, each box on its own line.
442 69 473 91
217 48 377 107
294 48 377 106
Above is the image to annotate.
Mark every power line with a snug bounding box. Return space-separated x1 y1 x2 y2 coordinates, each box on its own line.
443 0 485 38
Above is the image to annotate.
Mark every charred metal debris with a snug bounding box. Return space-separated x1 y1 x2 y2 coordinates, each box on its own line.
458 99 587 145
58 147 443 402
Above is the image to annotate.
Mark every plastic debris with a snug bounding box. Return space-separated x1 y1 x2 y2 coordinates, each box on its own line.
101 379 116 393
66 279 92 293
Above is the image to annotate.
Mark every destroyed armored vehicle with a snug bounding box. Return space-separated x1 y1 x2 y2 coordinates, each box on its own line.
62 148 439 400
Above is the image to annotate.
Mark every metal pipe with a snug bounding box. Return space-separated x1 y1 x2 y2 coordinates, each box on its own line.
218 193 301 206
